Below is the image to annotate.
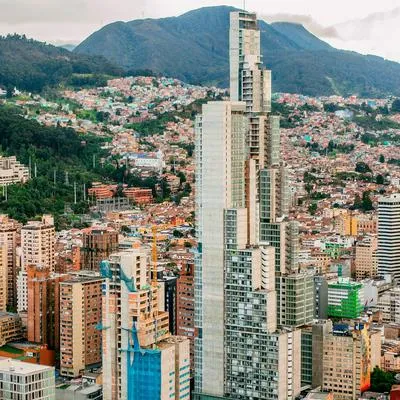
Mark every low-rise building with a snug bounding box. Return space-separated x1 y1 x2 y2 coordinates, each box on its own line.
0 156 29 186
0 357 55 399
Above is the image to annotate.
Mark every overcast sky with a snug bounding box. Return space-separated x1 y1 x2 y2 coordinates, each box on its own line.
0 0 399 62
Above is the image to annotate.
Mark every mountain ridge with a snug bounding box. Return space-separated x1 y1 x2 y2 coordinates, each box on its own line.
74 6 400 97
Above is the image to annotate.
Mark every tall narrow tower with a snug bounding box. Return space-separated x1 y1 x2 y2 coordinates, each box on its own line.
378 194 400 282
194 10 303 400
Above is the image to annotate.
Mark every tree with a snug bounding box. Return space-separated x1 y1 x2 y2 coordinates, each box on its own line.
173 229 184 238
370 366 395 392
392 98 400 113
353 193 363 209
362 191 374 211
355 162 371 174
379 154 385 163
376 174 384 185
308 203 317 215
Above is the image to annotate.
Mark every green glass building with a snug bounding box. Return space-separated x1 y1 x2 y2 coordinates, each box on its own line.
327 278 364 319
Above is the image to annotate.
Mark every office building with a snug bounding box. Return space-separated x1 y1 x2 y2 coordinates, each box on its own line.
0 215 18 310
21 215 55 271
60 275 103 378
378 194 400 282
0 357 55 399
80 226 119 271
101 249 190 400
277 271 314 328
27 265 68 350
327 278 364 319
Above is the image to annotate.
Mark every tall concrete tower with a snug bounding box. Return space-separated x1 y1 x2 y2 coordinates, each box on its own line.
378 194 400 282
194 10 304 400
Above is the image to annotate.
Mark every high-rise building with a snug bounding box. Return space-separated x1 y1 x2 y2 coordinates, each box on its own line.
26 265 68 350
355 235 378 280
0 357 55 399
311 319 333 388
378 194 400 282
21 215 55 271
101 249 190 400
59 274 103 378
0 215 18 310
80 226 119 271
322 323 380 400
277 271 315 328
194 9 303 400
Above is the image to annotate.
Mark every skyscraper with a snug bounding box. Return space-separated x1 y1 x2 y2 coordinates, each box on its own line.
194 10 302 400
378 194 400 282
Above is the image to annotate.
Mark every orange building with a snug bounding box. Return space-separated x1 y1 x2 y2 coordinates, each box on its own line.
123 187 153 205
88 183 118 199
27 265 69 350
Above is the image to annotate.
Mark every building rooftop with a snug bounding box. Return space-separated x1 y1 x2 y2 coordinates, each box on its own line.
0 357 53 374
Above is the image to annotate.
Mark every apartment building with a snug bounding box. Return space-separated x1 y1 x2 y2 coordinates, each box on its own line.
60 275 103 378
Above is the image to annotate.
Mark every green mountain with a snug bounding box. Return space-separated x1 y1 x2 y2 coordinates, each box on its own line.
74 6 400 97
0 35 123 92
270 22 332 51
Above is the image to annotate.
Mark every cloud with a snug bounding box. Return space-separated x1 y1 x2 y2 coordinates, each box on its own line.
334 7 400 40
0 0 92 24
261 13 340 39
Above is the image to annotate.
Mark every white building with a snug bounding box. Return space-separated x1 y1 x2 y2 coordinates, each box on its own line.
21 215 55 271
378 194 400 282
16 269 28 312
0 357 55 399
0 156 29 186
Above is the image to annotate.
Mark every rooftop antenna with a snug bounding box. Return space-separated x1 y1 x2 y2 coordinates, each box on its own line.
243 0 246 11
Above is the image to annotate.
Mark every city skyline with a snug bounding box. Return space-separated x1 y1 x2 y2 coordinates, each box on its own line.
0 0 399 62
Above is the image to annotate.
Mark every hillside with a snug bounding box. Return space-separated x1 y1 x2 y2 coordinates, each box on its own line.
75 6 400 97
0 35 123 92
